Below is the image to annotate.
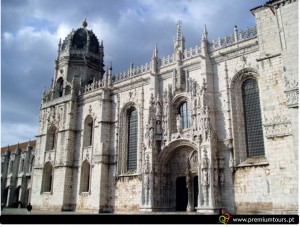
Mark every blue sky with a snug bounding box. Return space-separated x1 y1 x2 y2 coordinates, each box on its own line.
1 0 266 147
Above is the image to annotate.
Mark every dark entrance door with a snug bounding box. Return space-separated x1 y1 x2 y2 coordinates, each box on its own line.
176 176 188 211
194 176 198 209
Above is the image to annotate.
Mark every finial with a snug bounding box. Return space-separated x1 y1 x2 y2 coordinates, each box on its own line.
57 38 61 55
109 62 112 71
202 25 208 40
17 142 20 149
82 18 88 28
176 20 182 41
152 44 158 58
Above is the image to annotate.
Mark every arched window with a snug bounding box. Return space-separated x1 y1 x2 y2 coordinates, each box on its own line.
83 116 93 147
127 108 138 171
9 160 14 173
179 101 190 129
242 79 265 157
46 126 57 151
56 78 64 98
29 157 35 172
42 162 53 193
19 159 25 172
80 161 90 193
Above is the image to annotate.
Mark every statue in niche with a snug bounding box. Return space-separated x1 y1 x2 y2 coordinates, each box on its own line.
156 121 162 135
156 101 162 119
204 117 211 141
200 78 208 108
149 93 155 113
176 114 182 133
163 89 168 104
149 127 154 148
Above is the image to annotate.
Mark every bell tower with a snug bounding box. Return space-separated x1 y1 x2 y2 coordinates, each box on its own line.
32 19 106 211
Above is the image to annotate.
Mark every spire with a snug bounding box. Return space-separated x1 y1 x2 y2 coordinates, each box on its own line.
58 38 61 51
152 44 158 59
176 20 182 41
201 25 209 55
57 38 61 59
174 20 185 60
202 25 208 41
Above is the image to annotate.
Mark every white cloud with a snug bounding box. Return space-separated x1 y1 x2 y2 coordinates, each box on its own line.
1 0 266 146
1 123 38 146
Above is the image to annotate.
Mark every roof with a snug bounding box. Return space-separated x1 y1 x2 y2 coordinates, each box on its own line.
1 140 36 154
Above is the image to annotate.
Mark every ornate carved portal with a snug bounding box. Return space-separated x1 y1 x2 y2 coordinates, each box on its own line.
157 145 199 211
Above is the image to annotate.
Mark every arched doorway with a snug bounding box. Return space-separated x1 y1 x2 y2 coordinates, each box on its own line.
157 139 199 212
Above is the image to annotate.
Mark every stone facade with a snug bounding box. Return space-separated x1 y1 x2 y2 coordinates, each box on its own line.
1 141 36 208
1 0 298 214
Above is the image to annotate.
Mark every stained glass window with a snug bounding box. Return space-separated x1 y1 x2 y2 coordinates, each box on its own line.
127 108 137 171
242 79 265 157
81 161 90 192
42 162 53 192
179 102 190 129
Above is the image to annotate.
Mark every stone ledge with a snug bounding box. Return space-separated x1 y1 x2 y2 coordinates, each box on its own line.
236 156 269 168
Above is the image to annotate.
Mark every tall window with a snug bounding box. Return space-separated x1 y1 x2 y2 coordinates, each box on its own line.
127 108 137 171
42 162 53 192
242 79 265 157
19 159 25 172
83 116 93 147
46 126 57 151
9 160 14 173
29 157 35 172
179 101 190 129
80 161 90 193
56 77 64 98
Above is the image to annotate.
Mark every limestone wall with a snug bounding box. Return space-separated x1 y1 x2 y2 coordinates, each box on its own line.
114 176 142 212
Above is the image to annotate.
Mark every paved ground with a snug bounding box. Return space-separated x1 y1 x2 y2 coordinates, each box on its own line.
1 208 81 215
1 207 202 215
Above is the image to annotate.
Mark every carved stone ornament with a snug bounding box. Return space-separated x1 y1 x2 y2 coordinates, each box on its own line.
284 78 298 108
264 111 292 138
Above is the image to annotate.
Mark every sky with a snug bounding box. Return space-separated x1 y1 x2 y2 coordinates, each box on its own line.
1 0 266 147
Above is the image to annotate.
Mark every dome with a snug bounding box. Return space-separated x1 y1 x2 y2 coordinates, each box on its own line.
60 19 101 55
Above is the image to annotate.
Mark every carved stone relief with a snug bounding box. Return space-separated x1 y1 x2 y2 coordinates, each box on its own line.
264 111 292 138
284 78 298 108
